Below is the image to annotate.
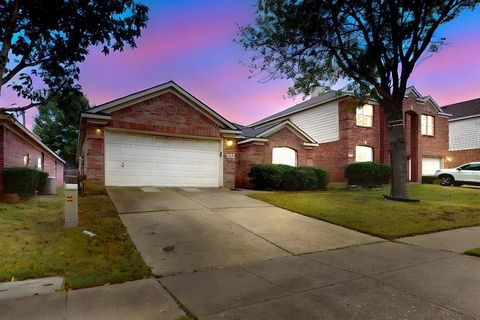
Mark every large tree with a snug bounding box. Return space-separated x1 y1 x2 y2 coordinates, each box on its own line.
239 0 479 199
33 89 89 167
0 0 148 112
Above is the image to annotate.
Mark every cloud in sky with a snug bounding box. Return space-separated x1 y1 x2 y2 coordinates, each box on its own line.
1 1 479 129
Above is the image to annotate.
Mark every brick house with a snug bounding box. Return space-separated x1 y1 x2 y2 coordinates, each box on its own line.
77 81 450 189
0 114 65 193
441 98 480 168
237 86 450 185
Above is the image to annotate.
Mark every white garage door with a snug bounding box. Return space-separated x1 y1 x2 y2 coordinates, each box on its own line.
105 131 221 187
422 157 442 176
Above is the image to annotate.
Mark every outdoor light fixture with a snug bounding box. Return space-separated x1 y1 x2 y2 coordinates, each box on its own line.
226 140 234 146
23 153 29 166
95 128 102 135
446 157 452 162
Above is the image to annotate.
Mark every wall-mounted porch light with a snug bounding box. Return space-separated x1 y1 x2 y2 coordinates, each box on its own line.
226 139 234 146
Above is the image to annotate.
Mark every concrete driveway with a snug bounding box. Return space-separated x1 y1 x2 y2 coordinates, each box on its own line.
107 187 381 275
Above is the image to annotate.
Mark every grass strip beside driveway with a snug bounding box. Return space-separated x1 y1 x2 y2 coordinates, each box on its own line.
465 248 480 257
249 184 480 240
0 189 151 289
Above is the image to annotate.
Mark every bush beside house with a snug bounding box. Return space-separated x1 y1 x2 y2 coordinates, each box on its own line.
421 176 439 184
345 162 391 187
249 164 329 191
3 167 49 196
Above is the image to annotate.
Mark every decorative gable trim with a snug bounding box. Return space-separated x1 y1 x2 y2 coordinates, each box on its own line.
86 81 238 130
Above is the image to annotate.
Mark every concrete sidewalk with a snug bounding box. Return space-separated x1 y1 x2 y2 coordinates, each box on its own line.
0 278 185 320
161 242 480 319
398 225 480 252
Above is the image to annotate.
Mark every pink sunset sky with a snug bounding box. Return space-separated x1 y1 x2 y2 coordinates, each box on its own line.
2 0 480 129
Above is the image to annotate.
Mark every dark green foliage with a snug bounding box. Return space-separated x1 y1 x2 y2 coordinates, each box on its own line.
37 171 49 194
33 89 90 166
0 1 149 111
421 176 439 185
345 162 391 186
3 167 47 196
249 164 329 191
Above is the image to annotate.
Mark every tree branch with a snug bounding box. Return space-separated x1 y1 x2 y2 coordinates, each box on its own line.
1 101 41 112
0 0 21 84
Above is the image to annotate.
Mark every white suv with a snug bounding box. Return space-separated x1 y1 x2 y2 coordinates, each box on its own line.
434 162 480 186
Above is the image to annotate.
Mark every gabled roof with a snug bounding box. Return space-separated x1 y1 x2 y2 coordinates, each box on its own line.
441 97 480 120
237 120 318 145
250 90 347 127
0 115 66 164
86 81 238 130
405 86 451 117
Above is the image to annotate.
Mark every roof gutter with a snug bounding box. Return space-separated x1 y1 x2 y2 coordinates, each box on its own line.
0 115 66 164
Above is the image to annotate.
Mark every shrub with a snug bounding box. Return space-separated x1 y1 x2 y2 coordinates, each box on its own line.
344 162 391 186
421 175 439 184
37 171 49 194
249 164 329 191
3 167 46 196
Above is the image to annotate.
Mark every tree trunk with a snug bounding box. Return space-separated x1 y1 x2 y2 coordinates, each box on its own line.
388 119 409 199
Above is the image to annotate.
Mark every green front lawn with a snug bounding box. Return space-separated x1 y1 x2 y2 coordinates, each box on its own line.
465 247 480 257
249 184 480 240
0 189 151 289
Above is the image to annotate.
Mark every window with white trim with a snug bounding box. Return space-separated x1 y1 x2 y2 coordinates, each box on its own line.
355 146 373 162
356 104 373 127
37 157 42 170
272 147 297 166
421 114 435 136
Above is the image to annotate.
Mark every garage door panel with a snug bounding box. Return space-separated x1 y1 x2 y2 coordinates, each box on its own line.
422 157 442 176
105 131 221 187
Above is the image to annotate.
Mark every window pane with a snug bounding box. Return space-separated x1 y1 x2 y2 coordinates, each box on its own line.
364 115 373 127
272 147 297 166
363 104 373 116
356 114 364 126
421 115 427 135
428 115 434 126
355 146 373 162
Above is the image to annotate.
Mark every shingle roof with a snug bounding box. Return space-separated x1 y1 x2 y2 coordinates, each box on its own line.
441 98 480 120
250 90 345 126
234 121 283 138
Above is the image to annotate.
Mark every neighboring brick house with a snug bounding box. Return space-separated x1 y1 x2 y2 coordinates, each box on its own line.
441 98 480 168
238 86 450 185
78 81 450 189
0 114 65 193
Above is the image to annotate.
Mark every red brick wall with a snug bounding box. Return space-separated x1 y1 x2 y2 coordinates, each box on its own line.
236 127 316 188
0 124 65 192
109 92 221 137
223 138 238 189
402 96 449 181
83 90 235 187
446 149 480 168
84 126 105 183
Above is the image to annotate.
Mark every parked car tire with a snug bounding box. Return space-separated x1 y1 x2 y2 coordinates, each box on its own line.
439 175 454 186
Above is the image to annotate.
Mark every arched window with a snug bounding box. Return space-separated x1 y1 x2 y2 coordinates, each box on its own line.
272 147 297 166
355 146 373 162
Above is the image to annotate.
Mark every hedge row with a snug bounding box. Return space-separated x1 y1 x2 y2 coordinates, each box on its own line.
344 162 391 186
421 175 439 184
3 167 49 196
249 164 329 191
